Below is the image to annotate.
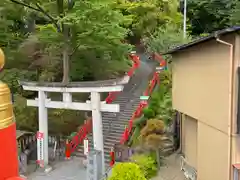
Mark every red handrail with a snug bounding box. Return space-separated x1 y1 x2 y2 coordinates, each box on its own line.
105 54 140 104
119 72 159 144
119 54 166 145
69 53 141 152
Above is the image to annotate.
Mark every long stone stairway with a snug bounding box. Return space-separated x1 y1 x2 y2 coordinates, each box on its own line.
74 55 154 167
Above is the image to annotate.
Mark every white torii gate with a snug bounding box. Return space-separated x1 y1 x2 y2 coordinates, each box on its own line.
20 77 129 173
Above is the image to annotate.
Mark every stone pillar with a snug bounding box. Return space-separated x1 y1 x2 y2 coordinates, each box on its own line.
91 91 105 174
38 91 49 166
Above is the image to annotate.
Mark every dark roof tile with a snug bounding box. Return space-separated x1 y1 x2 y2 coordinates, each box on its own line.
163 26 240 55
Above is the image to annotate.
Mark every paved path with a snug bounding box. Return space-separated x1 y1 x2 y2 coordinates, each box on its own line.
27 157 87 180
152 154 186 180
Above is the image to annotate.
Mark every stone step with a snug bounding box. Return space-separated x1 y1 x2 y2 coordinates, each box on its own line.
162 147 174 156
84 130 124 139
102 122 126 129
72 61 154 165
104 134 122 141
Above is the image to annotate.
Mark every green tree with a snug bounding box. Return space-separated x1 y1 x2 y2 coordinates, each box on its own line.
230 0 240 25
114 0 182 43
0 0 134 134
143 24 191 54
8 0 132 83
185 0 235 35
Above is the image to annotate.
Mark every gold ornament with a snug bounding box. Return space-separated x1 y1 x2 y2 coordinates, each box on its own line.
0 48 5 70
0 48 14 129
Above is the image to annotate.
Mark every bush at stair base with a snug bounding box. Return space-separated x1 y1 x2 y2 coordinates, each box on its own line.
107 162 146 180
130 154 157 179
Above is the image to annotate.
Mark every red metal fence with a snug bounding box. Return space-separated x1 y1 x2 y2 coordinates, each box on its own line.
119 53 166 144
119 71 160 144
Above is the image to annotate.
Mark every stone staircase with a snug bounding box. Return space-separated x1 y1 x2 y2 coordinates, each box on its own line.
73 54 154 167
161 135 175 156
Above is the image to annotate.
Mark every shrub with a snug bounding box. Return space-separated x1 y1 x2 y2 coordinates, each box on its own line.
143 108 155 119
140 119 165 137
108 162 146 180
130 154 158 179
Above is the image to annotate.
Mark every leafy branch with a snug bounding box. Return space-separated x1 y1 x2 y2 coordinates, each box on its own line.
9 0 61 32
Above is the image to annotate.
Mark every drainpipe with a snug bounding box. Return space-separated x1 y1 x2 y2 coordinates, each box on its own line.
216 37 234 180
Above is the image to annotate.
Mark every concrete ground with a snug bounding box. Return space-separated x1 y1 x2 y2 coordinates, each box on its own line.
27 157 87 180
152 153 186 180
25 154 186 180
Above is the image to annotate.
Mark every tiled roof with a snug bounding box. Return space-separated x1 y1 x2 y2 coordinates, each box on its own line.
164 26 240 55
16 130 34 139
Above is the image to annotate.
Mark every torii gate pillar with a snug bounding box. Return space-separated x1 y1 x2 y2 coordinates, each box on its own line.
91 92 104 168
38 91 48 166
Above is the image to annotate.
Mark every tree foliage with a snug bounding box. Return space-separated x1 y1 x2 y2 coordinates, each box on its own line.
230 0 240 25
143 24 191 54
114 0 182 43
140 119 165 142
185 0 238 35
0 0 134 134
140 119 165 169
0 0 190 135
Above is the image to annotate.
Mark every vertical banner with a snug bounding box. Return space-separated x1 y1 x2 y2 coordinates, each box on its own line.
36 131 44 167
84 138 89 155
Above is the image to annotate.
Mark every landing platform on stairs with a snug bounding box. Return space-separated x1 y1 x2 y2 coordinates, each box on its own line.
152 153 186 180
27 157 87 180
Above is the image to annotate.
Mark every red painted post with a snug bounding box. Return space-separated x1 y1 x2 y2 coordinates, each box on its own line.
65 139 71 160
109 147 115 167
124 126 129 142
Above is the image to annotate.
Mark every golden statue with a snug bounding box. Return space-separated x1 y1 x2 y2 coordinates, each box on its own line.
0 48 20 180
0 48 14 129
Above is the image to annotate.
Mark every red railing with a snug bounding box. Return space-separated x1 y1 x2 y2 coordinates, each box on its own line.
69 53 141 152
105 54 140 103
119 53 166 145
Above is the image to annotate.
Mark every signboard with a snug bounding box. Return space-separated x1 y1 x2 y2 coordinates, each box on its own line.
156 66 164 72
140 96 149 100
36 131 44 167
84 138 89 155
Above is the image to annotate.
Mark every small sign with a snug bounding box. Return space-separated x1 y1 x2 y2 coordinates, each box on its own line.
156 66 164 72
84 138 89 155
36 131 44 167
140 96 149 100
